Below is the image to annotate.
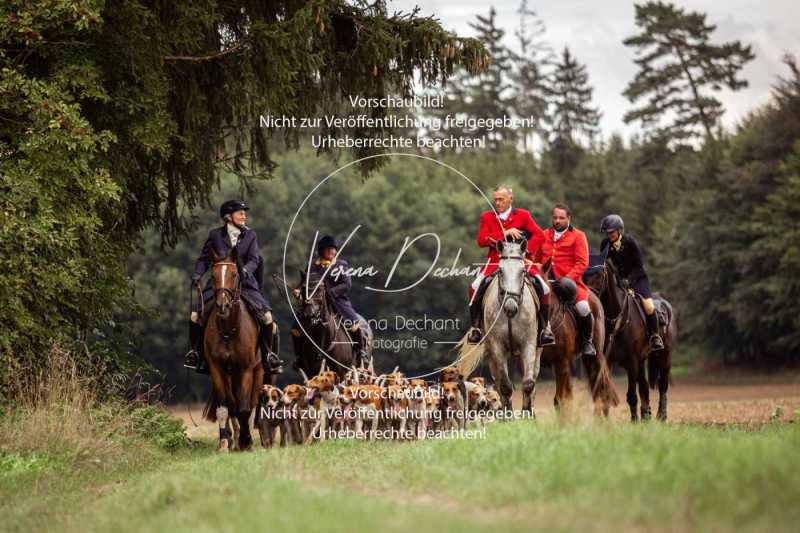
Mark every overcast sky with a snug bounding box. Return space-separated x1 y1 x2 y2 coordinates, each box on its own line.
390 0 800 139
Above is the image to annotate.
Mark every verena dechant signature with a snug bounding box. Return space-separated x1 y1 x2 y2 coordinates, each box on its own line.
302 225 484 296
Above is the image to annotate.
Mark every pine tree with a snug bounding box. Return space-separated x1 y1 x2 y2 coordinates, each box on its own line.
546 47 601 143
0 0 489 378
436 7 515 150
543 47 601 175
622 1 754 142
508 0 551 152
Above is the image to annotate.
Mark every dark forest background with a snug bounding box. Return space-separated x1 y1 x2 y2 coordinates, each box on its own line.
3 1 799 402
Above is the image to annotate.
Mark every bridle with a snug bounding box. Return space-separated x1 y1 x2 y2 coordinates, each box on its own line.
593 262 632 354
498 239 527 304
214 261 241 311
302 276 329 325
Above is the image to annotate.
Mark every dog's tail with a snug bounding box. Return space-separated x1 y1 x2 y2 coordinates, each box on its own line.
454 331 485 379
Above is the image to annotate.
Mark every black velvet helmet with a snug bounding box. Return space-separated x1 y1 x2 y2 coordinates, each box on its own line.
317 235 338 253
600 214 624 233
220 199 249 219
553 276 577 305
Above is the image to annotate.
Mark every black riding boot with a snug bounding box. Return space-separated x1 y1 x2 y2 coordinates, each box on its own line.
468 278 492 344
529 275 555 346
538 303 555 346
646 312 665 350
351 328 371 368
577 312 597 357
259 321 284 378
291 327 304 371
184 321 209 374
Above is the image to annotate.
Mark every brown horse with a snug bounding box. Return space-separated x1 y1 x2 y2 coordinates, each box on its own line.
294 271 357 382
202 252 263 450
585 259 678 421
539 282 620 416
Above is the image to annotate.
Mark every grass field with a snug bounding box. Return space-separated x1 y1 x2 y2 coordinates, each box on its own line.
2 374 800 533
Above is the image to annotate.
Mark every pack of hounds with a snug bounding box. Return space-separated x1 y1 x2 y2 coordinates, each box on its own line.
253 363 505 448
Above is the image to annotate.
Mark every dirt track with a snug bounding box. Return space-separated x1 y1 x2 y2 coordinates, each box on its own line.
525 377 800 425
171 376 800 438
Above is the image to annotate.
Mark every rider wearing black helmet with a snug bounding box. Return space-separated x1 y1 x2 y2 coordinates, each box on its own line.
599 214 664 350
183 199 284 378
291 234 373 368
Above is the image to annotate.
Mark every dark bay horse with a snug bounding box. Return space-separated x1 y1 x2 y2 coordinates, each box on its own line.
202 253 263 450
585 260 678 421
294 272 356 382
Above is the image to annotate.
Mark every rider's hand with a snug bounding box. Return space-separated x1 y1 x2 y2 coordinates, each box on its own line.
191 273 201 285
292 288 301 299
504 228 522 240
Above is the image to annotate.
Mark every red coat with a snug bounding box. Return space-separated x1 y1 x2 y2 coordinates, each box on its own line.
476 207 544 277
534 226 590 302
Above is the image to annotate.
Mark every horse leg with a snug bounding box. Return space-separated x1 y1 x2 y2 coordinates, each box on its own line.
235 369 255 450
488 354 512 412
216 406 231 452
657 353 670 421
237 410 253 450
637 363 652 421
520 342 538 419
625 362 639 422
553 358 573 412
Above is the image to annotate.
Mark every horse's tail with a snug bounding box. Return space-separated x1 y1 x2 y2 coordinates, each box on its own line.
591 352 620 407
454 331 485 379
203 387 221 422
648 355 660 390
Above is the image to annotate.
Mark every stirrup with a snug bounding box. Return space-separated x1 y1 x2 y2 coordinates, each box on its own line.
468 327 482 344
539 324 555 346
581 340 597 357
183 349 199 369
650 334 665 350
265 352 284 375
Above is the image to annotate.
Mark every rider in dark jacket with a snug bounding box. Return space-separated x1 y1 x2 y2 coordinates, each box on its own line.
291 235 372 368
184 199 284 377
599 214 664 350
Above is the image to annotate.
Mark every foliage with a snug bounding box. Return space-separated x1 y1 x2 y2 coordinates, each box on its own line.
0 0 489 388
623 1 755 142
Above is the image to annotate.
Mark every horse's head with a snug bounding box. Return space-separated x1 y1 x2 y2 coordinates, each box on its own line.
211 252 240 319
496 239 527 318
300 273 327 325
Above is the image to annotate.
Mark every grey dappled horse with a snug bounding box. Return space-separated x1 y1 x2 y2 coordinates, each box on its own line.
458 240 540 414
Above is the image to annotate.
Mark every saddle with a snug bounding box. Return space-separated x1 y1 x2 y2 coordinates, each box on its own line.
632 293 669 330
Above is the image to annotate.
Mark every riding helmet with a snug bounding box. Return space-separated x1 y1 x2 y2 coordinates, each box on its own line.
600 214 624 233
553 276 577 305
317 235 338 253
219 199 249 219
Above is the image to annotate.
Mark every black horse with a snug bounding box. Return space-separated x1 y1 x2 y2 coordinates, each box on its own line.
293 272 359 381
585 259 678 421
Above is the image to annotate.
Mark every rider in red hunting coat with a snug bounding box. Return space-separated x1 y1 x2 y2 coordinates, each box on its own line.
468 184 554 346
532 203 597 357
